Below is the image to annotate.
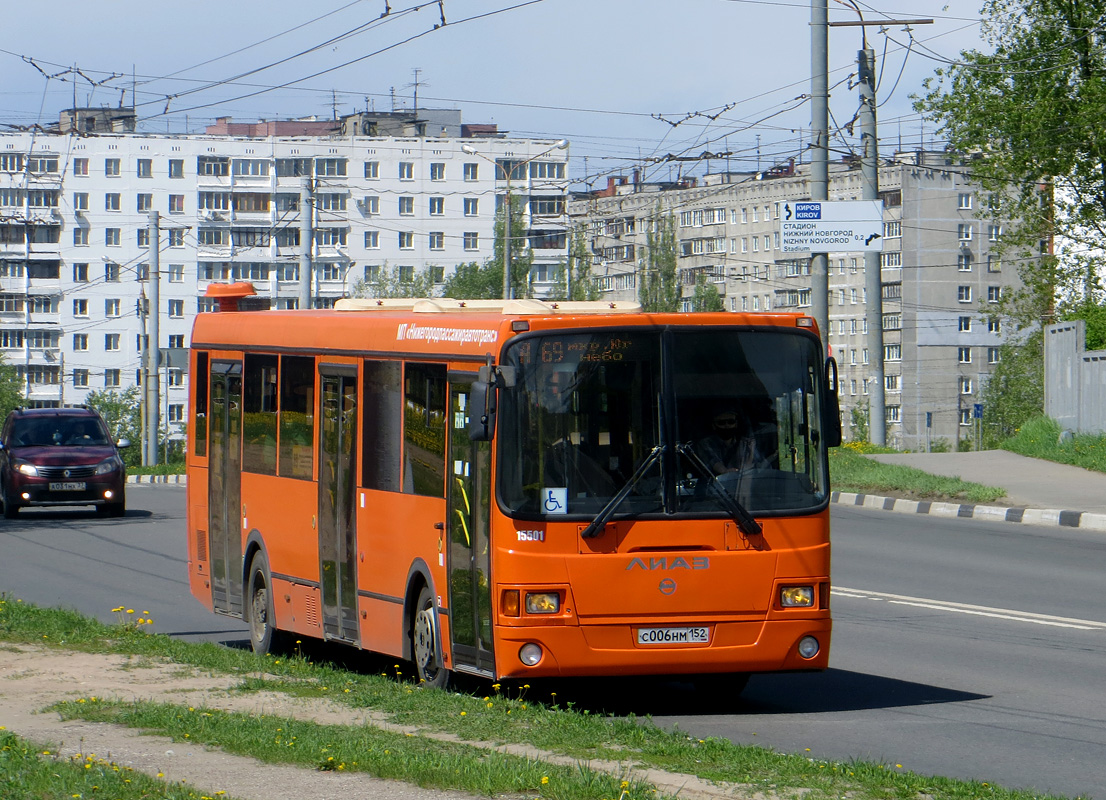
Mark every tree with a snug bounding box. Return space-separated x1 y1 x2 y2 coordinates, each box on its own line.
546 224 602 302
690 274 725 312
349 263 436 299
980 330 1045 447
638 207 680 312
84 387 142 468
440 198 533 300
915 1 1106 432
0 355 23 423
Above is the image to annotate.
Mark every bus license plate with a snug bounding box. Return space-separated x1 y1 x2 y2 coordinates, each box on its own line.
49 481 86 491
637 626 709 645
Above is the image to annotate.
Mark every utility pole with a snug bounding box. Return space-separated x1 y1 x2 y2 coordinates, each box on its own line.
810 0 830 348
830 14 932 445
145 211 160 465
858 46 886 446
298 178 313 309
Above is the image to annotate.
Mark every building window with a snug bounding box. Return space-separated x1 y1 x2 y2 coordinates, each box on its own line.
168 334 185 348
988 224 1003 242
958 253 973 271
958 286 972 303
136 193 152 213
138 229 149 248
364 230 379 249
73 192 88 211
105 158 120 177
987 285 1001 303
105 263 120 282
988 318 1001 334
885 344 901 361
960 408 972 426
464 197 478 216
959 315 972 332
958 346 972 363
429 232 444 250
73 263 88 282
884 220 901 238
988 347 1000 364
169 264 184 282
105 193 120 211
430 162 445 181
881 251 901 268
105 299 121 317
958 224 973 241
960 377 973 394
73 369 89 388
429 196 444 216
169 159 184 178
137 159 152 178
399 231 414 249
73 333 88 350
399 196 414 216
361 195 379 214
168 229 184 247
169 194 185 213
364 161 379 179
168 404 185 423
105 333 120 351
987 255 1002 272
73 299 88 317
73 158 89 176
105 369 120 388
463 162 478 181
398 162 414 180
885 374 899 392
317 193 346 212
105 228 121 246
315 158 347 177
168 299 184 317
886 405 901 423
463 231 479 250
958 192 972 209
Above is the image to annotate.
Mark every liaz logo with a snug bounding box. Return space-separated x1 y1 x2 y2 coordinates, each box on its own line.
626 556 709 571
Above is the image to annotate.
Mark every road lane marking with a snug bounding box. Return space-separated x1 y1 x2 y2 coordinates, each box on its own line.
833 586 1106 631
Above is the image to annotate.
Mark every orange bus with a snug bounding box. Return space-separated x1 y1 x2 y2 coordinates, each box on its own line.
186 286 840 690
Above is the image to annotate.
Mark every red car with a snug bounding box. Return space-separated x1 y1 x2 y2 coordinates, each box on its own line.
0 407 129 518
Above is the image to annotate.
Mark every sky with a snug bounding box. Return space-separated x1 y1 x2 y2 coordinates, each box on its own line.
0 0 987 187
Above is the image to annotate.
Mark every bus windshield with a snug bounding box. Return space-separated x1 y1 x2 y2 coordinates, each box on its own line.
498 327 829 519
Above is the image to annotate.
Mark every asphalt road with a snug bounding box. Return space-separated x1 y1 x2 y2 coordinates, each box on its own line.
1 489 1104 798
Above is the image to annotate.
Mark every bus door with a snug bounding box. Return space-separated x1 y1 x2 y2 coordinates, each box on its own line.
209 361 244 616
318 367 359 644
447 379 494 675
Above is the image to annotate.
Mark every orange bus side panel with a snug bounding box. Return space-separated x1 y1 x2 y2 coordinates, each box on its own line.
187 466 213 612
240 473 320 586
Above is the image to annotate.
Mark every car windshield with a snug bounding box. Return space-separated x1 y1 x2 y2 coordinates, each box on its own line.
497 327 829 519
9 417 112 447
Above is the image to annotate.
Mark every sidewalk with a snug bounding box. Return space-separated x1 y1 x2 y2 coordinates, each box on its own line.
834 450 1106 531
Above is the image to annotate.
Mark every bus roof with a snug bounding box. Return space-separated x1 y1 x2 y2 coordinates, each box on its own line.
333 298 643 314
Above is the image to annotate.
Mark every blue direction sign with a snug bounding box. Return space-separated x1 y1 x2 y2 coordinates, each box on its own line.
780 200 884 254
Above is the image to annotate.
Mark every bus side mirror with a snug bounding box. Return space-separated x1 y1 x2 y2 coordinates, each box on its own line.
468 364 515 442
823 357 842 448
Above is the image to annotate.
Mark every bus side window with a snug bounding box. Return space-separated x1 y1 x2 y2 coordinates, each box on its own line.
194 351 208 457
403 363 447 497
279 355 315 479
362 360 403 492
243 354 278 475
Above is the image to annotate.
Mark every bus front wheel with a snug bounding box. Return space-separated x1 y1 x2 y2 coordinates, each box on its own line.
412 586 450 689
247 552 284 655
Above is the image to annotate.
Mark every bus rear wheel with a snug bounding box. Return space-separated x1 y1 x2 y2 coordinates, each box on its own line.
248 552 284 655
412 585 450 689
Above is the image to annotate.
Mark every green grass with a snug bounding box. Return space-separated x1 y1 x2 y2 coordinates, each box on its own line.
1001 416 1106 473
829 443 1006 503
0 729 244 800
130 462 186 476
0 597 1078 800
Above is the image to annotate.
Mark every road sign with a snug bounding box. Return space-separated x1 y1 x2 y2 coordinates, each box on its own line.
973 403 983 419
780 200 883 254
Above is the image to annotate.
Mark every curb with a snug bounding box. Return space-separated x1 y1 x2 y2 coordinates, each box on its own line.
832 491 1106 532
126 474 186 485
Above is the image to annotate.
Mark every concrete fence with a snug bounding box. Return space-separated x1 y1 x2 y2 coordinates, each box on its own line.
1045 320 1106 435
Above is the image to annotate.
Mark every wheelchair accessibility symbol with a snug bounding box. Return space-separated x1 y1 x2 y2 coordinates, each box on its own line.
543 487 568 514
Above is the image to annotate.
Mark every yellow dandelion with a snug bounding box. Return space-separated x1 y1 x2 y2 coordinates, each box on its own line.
460 711 466 716
541 776 550 785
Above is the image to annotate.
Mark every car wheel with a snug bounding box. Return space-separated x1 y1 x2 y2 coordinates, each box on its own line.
97 502 126 517
2 490 18 519
412 585 450 689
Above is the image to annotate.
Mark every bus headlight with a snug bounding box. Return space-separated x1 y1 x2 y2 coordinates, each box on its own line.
519 643 543 666
780 586 814 607
525 592 560 614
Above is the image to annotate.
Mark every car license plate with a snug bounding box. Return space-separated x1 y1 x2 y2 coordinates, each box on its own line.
49 481 86 491
636 626 709 645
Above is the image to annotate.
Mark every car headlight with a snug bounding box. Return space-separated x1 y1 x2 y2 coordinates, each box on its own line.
94 456 123 476
15 461 39 477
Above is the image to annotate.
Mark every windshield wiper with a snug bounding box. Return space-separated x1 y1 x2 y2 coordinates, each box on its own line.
580 445 665 539
676 443 763 538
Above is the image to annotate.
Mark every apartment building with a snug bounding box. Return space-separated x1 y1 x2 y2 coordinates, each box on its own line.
569 151 1023 450
0 110 571 434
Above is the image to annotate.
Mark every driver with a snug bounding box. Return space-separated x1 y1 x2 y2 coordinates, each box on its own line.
698 408 768 475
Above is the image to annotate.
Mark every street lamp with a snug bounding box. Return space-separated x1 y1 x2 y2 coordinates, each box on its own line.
460 139 568 300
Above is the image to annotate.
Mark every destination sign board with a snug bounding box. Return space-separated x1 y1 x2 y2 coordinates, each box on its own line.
780 200 884 254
